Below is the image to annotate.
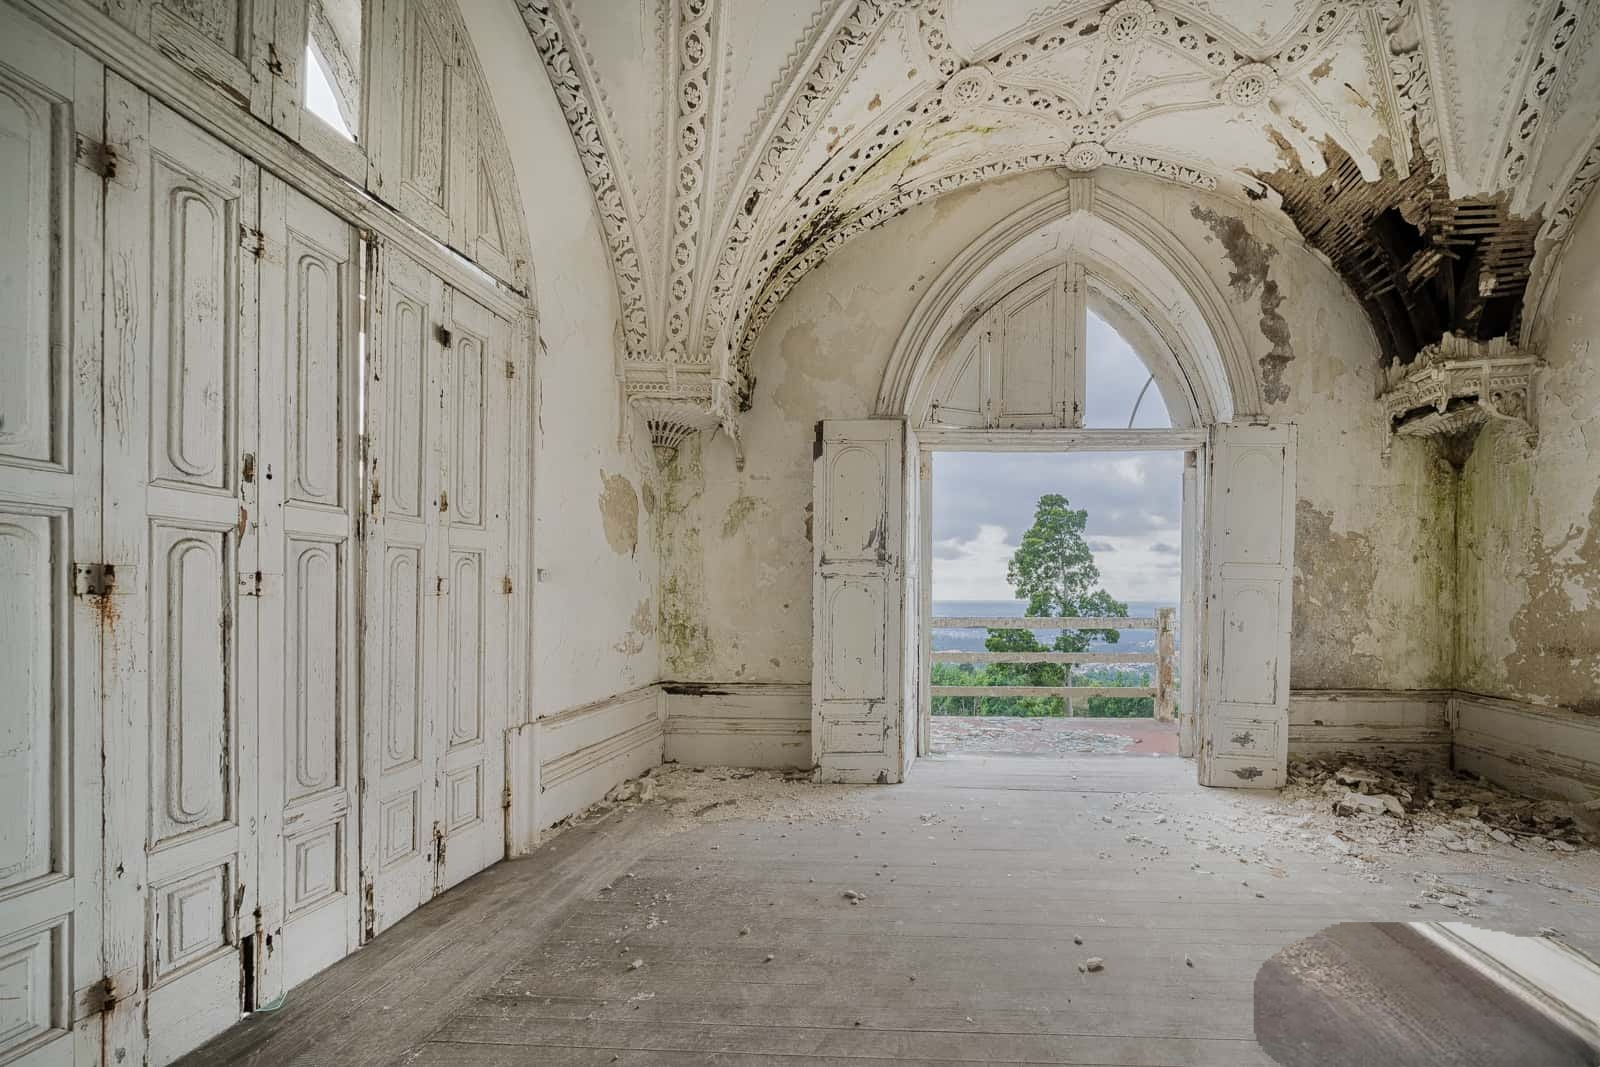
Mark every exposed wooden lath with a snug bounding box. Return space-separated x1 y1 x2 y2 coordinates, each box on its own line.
1259 134 1540 365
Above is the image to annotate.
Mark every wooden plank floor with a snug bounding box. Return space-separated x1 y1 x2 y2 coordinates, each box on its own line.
180 754 1600 1066
1255 922 1597 1066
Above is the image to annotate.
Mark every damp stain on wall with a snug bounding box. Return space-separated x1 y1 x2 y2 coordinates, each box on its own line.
1191 203 1294 404
598 469 640 556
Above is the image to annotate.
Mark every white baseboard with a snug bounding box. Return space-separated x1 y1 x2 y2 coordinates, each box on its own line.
1451 692 1600 811
663 683 811 769
506 685 665 854
1287 689 1453 759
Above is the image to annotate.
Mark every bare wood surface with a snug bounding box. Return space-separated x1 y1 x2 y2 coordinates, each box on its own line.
179 756 1600 1066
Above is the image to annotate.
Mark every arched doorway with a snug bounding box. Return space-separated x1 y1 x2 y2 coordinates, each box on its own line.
811 185 1296 791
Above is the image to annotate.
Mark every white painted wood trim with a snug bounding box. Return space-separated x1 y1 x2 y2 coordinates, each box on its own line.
933 651 1156 664
506 685 666 849
662 684 811 770
1413 922 1600 1050
9 0 527 323
931 686 1157 699
917 428 1204 452
933 616 1160 629
1450 691 1600 805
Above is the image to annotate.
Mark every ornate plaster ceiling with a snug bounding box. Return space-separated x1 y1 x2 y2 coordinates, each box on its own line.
519 0 1600 447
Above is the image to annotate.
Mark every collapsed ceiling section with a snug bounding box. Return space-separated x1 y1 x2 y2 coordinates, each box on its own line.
522 0 1600 443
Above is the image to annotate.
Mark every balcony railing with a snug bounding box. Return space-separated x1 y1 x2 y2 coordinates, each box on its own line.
930 608 1177 720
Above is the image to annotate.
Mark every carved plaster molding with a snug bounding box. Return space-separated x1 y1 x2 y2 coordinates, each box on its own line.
732 144 1221 379
1379 0 1443 177
519 0 653 359
699 0 905 369
710 0 1351 401
665 0 720 364
1542 131 1600 243
1379 333 1542 460
1497 0 1585 199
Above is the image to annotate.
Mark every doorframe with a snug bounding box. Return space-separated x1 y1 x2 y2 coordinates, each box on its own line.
913 428 1207 760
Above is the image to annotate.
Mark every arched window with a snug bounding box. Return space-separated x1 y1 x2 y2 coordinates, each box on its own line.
921 259 1191 431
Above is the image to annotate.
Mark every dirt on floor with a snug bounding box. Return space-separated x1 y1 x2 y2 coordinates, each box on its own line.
545 750 1598 923
931 715 1180 756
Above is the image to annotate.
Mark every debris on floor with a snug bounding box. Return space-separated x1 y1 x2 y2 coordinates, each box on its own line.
542 764 872 846
1283 756 1593 854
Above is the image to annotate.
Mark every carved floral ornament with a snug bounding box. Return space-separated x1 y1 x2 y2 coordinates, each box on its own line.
522 0 1600 456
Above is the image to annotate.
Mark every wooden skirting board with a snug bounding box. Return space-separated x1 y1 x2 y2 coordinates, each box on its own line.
651 684 1600 812
662 683 811 770
506 685 666 854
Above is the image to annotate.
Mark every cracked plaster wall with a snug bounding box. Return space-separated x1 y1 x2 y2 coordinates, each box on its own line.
660 169 1453 690
465 0 659 715
1456 197 1600 716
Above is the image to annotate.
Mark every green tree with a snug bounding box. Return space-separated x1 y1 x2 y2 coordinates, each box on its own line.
982 493 1129 715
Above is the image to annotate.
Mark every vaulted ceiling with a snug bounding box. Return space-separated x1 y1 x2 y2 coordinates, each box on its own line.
519 0 1600 443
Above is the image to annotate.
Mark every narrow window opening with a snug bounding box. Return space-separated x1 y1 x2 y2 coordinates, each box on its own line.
1083 308 1172 429
303 0 363 141
305 43 356 140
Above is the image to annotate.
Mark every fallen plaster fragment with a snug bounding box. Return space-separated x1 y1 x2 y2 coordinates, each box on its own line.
1080 957 1104 973
628 959 643 970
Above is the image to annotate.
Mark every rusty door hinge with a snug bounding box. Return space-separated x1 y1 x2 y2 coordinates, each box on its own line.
435 324 453 348
240 225 266 259
501 783 512 813
432 822 447 866
74 563 133 597
505 360 516 380
75 135 118 179
501 575 513 595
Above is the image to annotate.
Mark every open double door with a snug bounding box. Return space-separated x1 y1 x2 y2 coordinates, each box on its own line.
0 18 513 1063
810 419 1296 791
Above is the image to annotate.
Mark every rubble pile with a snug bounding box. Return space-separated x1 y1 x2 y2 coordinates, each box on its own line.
1285 754 1593 855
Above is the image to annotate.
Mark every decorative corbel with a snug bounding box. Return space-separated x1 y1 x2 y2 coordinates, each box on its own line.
1378 333 1542 465
710 374 746 471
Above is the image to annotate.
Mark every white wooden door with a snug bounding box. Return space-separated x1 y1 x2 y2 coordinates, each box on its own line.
0 14 104 1065
1197 424 1296 789
361 241 446 936
101 78 261 1063
1178 448 1202 759
432 293 511 893
361 244 511 932
252 173 362 1001
812 419 905 785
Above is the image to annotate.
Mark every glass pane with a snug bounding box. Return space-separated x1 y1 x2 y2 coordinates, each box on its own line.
305 0 362 140
1083 308 1171 429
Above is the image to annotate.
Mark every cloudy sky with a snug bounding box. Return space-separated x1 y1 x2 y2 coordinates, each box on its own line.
931 314 1183 605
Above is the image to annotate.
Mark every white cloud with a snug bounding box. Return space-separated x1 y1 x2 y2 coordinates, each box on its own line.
931 524 1018 601
931 450 1184 605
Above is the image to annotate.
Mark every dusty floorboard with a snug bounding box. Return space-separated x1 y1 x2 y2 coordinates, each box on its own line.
179 754 1600 1065
1255 922 1596 1066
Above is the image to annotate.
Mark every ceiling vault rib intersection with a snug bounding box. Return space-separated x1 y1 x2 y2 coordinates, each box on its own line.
524 0 1600 452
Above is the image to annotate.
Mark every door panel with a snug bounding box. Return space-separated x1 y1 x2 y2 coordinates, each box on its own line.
432 292 508 893
1198 424 1296 789
253 173 361 1003
102 76 259 1061
812 419 905 784
362 243 445 936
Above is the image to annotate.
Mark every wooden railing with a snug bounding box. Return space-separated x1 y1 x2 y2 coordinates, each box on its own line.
930 608 1176 720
